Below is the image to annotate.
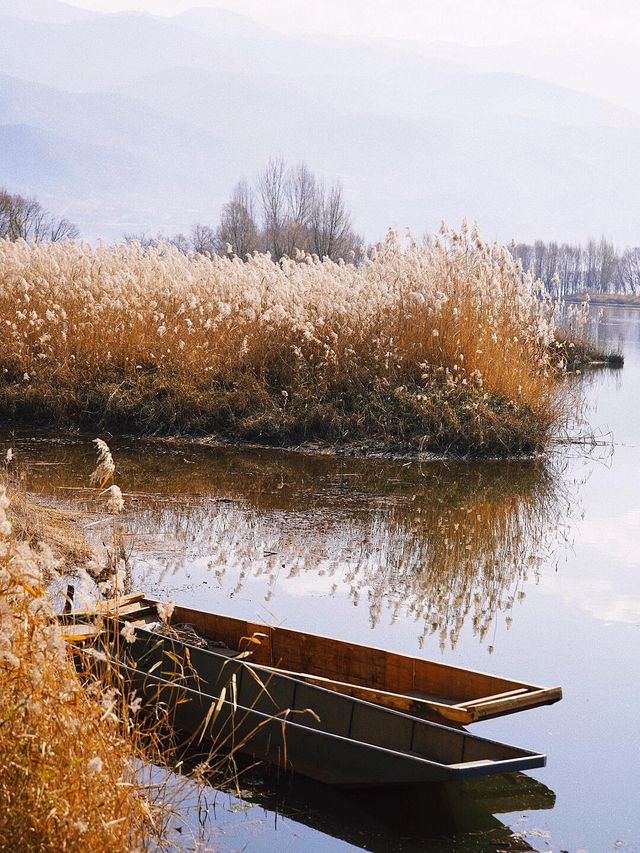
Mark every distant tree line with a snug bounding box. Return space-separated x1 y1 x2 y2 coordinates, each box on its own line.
125 158 363 262
512 238 640 297
0 187 79 243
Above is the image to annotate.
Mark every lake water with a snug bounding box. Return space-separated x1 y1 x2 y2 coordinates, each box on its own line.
3 305 639 852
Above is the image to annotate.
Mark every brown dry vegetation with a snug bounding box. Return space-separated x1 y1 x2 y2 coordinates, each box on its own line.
552 328 624 369
0 443 265 852
0 471 93 568
0 225 578 455
0 483 159 851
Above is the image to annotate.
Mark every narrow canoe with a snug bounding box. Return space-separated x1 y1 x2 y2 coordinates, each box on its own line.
72 593 561 725
75 642 546 788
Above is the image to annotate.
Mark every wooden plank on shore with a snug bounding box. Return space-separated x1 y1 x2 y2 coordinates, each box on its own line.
66 591 146 618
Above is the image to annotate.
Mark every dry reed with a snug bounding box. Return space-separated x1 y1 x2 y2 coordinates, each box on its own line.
0 224 572 454
0 439 288 851
0 482 94 570
0 483 159 851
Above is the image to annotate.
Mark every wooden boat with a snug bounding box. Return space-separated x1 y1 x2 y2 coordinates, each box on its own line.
69 593 561 725
75 642 547 788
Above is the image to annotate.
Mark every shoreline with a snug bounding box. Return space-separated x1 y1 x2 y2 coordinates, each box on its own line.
0 353 621 463
2 420 598 465
565 292 640 308
0 382 554 459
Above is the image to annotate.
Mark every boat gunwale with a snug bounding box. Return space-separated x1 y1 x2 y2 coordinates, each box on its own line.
63 594 561 724
141 596 562 713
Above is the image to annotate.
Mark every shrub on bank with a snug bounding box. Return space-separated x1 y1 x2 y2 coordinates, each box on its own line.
0 225 569 455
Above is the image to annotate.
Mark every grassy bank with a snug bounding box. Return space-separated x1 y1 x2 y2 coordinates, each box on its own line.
0 226 578 456
565 291 640 307
553 330 624 369
0 441 266 850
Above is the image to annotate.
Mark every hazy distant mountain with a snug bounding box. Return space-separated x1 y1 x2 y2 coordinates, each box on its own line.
418 72 640 129
0 14 228 90
1 0 640 243
0 0 96 24
2 116 172 194
0 74 244 180
171 6 274 38
421 37 640 117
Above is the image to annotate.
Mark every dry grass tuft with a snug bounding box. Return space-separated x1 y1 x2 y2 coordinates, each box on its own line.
0 441 270 851
0 224 577 455
1 472 93 569
551 327 623 370
0 485 158 851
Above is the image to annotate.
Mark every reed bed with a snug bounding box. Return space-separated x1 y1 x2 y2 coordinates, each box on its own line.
0 225 571 455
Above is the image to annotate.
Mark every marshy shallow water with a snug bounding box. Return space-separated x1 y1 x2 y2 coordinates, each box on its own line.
3 305 639 851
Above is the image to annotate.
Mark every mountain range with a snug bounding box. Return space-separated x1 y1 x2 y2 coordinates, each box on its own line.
2 0 639 244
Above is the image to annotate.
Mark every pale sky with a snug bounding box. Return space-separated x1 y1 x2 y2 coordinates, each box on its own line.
65 0 640 46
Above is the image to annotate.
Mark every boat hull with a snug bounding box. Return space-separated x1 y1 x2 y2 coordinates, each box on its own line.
76 633 546 788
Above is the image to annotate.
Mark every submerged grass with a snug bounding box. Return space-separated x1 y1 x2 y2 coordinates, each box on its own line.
0 224 581 455
0 471 94 568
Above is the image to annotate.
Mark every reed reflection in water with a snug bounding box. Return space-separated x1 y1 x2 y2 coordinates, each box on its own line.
102 446 577 651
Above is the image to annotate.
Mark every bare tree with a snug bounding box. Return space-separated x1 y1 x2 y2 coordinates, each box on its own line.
121 160 360 265
618 248 640 294
512 236 632 296
559 244 583 296
286 163 315 243
273 162 316 256
191 223 217 256
167 233 190 253
215 180 260 257
0 188 78 242
310 179 356 260
257 157 288 258
123 230 192 253
123 231 161 249
513 242 533 275
584 239 600 292
598 238 618 293
286 162 316 226
48 215 80 242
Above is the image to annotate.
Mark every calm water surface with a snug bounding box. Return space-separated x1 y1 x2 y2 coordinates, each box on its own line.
3 306 640 852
